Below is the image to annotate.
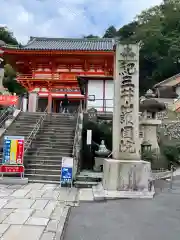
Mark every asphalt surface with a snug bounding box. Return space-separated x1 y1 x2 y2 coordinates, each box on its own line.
64 177 180 240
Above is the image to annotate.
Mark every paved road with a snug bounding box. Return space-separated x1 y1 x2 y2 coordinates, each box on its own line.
64 177 180 240
0 183 78 240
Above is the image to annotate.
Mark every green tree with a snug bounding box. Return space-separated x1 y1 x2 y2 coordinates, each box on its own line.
3 64 26 95
0 27 25 95
103 25 117 38
117 21 138 42
115 0 180 94
84 35 99 38
0 27 18 45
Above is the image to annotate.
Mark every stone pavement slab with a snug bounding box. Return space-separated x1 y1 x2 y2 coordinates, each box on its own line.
0 199 9 209
78 188 94 201
0 224 10 235
25 217 49 226
42 190 60 200
0 189 14 197
51 204 65 220
25 190 46 199
0 209 14 223
4 198 35 209
23 183 44 190
3 209 34 224
31 199 49 210
46 219 59 232
2 225 45 240
0 183 78 240
40 232 55 240
11 189 30 198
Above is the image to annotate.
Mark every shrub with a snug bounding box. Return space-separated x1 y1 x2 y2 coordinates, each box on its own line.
142 149 169 170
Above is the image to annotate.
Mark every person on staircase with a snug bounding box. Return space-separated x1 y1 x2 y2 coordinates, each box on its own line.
61 94 69 113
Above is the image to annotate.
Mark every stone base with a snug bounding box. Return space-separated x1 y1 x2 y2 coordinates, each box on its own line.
93 157 104 172
0 177 28 185
102 159 155 199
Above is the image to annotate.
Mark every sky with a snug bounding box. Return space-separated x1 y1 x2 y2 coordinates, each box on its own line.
0 0 163 44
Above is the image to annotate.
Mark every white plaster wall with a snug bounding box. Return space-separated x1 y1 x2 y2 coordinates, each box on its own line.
87 80 114 111
87 80 103 111
105 80 113 112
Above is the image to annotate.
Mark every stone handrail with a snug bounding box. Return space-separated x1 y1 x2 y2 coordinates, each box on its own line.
72 101 83 178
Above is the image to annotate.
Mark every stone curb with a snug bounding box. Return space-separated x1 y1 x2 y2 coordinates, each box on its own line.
59 206 71 240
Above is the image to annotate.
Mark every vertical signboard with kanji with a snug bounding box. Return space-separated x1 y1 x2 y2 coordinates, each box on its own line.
1 136 25 175
60 157 73 187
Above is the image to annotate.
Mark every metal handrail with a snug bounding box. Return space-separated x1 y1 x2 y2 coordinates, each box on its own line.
0 108 9 121
24 107 48 153
0 108 14 128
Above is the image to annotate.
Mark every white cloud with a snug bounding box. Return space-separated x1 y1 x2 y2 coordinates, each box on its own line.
0 0 163 44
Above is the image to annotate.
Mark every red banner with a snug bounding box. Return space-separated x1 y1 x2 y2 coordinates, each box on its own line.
0 165 24 173
0 95 18 106
16 139 24 164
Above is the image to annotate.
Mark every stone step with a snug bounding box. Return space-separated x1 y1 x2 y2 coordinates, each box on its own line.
25 173 60 182
14 118 38 121
26 168 61 176
28 179 60 184
33 139 74 144
25 153 71 160
74 181 98 188
39 131 74 135
40 127 75 131
29 145 72 151
44 121 76 124
13 124 38 128
76 175 101 183
27 150 72 156
29 144 73 150
37 132 75 139
6 130 35 134
26 158 64 164
28 163 62 170
3 132 30 135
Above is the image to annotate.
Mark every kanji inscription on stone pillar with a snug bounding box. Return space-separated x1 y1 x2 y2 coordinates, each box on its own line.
113 43 140 160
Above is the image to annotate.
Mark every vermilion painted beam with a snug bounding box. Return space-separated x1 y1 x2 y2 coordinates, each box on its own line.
2 48 114 55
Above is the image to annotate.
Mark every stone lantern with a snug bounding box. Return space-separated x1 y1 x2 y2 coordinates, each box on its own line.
140 89 166 152
141 140 152 154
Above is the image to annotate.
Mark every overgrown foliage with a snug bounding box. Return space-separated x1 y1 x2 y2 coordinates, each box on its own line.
0 27 26 95
3 64 26 95
0 27 18 45
88 0 180 94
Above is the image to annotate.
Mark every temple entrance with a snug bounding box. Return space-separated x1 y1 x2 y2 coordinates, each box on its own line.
52 99 81 113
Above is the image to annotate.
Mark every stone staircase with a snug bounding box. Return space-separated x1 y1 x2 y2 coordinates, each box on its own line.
24 113 77 183
74 171 103 188
0 112 43 161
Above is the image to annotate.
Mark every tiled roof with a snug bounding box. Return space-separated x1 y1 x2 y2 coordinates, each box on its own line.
22 37 114 51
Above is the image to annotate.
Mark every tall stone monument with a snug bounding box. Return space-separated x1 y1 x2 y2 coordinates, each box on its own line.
103 42 154 198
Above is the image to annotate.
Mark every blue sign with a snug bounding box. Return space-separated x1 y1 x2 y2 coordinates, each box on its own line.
2 138 11 164
61 167 73 184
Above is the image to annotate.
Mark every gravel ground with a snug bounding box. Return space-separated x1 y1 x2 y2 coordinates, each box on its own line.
64 177 180 240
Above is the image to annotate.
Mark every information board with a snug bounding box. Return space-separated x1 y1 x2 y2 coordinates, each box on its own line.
60 157 73 186
1 136 25 175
